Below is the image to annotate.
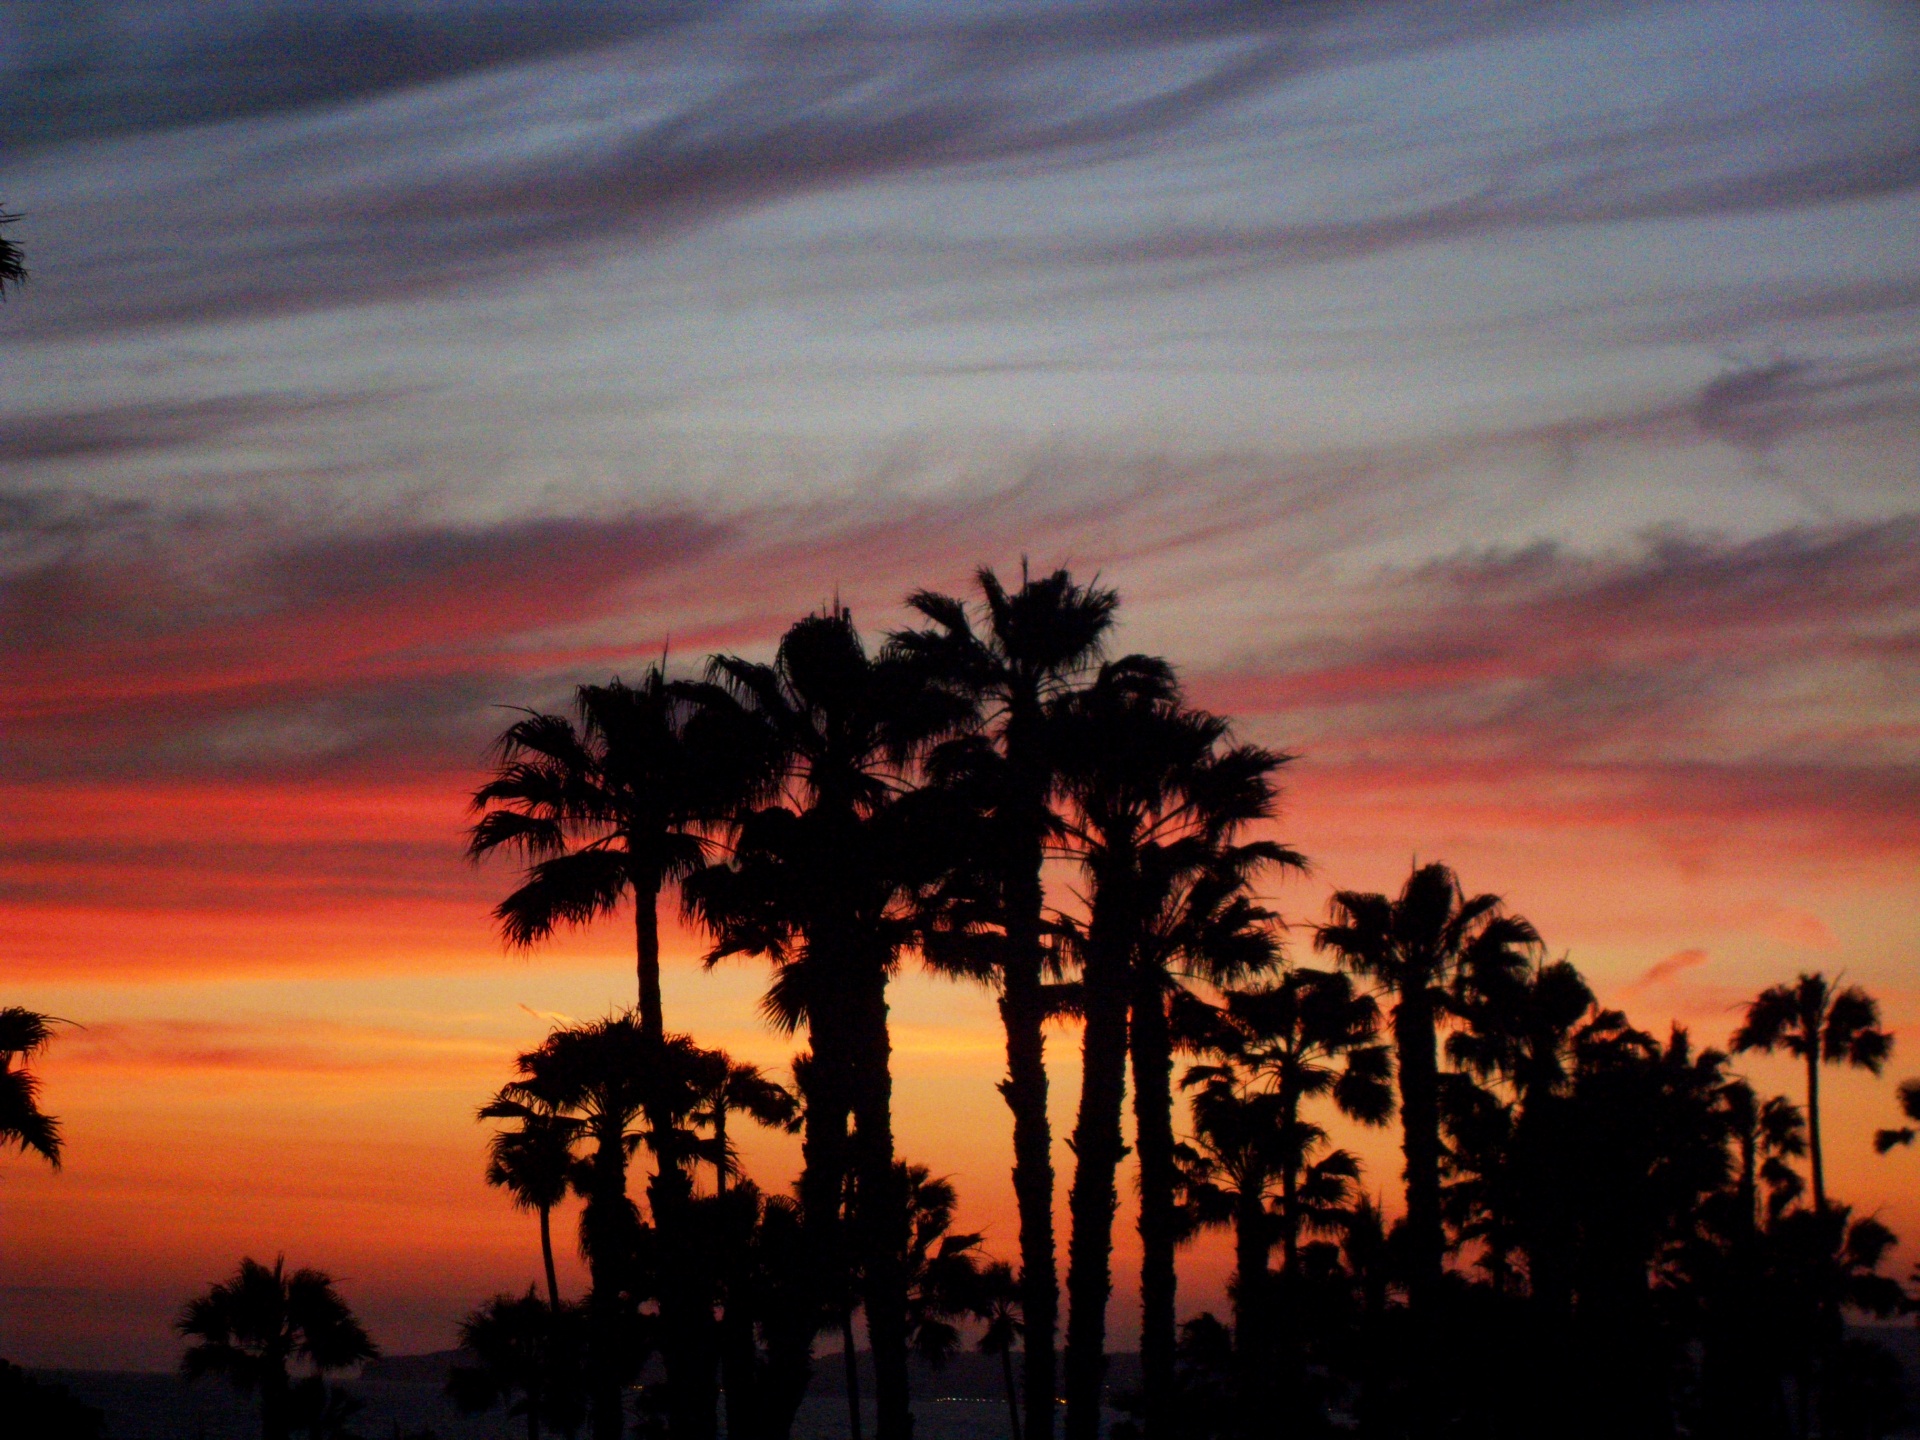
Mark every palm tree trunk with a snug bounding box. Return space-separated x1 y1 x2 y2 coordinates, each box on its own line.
584 1122 636 1440
1231 1190 1268 1440
653 1164 721 1440
844 1310 866 1440
1001 1341 1024 1440
719 1186 764 1440
1129 984 1177 1440
1395 991 1444 1309
716 1106 730 1196
1805 1048 1825 1211
849 968 913 1440
262 1369 291 1440
1393 990 1443 1439
767 996 855 1440
636 881 665 1043
1064 931 1132 1440
1001 847 1059 1440
540 1203 562 1310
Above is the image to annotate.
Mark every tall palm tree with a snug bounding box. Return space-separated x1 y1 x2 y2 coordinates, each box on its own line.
893 563 1119 1440
1872 1077 1920 1154
1051 659 1282 1440
1731 973 1891 1210
484 1015 656 1440
485 1110 577 1310
178 1256 378 1440
1313 864 1539 1322
1125 809 1298 1440
686 609 962 1440
470 666 772 1041
0 1007 62 1168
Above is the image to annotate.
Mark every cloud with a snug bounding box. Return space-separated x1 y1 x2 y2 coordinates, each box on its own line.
1635 947 1710 987
11 0 1915 340
0 392 393 467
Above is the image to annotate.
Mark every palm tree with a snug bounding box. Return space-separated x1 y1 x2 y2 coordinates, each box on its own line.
893 563 1119 1440
1872 1077 1920 1154
1205 970 1392 1273
1718 1078 1806 1232
0 1007 62 1168
1313 863 1540 1320
693 1059 798 1196
685 609 962 1440
485 1110 577 1310
470 666 771 1041
1730 973 1891 1210
1051 659 1286 1440
1173 1077 1288 1438
483 1015 655 1440
0 206 23 298
1126 810 1298 1439
975 1263 1025 1440
178 1256 378 1440
449 1289 589 1440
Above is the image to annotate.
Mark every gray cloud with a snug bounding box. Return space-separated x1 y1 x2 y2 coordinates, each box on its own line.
33 0 1899 339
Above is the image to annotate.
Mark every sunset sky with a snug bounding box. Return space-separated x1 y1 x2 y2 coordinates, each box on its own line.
3 0 1918 1370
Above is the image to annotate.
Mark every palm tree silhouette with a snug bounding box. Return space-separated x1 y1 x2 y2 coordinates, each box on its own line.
693 1059 799 1195
1173 1075 1287 1438
1050 659 1286 1440
470 666 772 1041
975 1262 1025 1440
1182 970 1388 1438
894 563 1119 1440
484 1015 655 1440
1872 1077 1920 1154
1731 972 1891 1210
1126 802 1297 1440
485 1109 577 1309
0 206 23 298
1717 1078 1806 1232
449 1288 589 1440
686 609 962 1440
0 1007 63 1168
177 1256 378 1440
1313 863 1539 1321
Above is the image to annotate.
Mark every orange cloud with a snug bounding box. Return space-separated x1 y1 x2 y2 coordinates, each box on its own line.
1635 947 1712 989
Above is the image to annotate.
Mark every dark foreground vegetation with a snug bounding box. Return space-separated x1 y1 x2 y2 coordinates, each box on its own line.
6 568 1918 1440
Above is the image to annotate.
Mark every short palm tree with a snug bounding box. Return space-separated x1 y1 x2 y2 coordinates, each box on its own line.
1872 1077 1920 1154
893 563 1119 1440
485 1110 578 1309
483 1015 654 1440
1174 1076 1288 1438
449 1288 589 1440
0 1007 62 1168
693 1059 799 1195
178 1256 378 1440
1718 1078 1807 1231
1313 863 1540 1319
1731 973 1891 1210
975 1262 1025 1440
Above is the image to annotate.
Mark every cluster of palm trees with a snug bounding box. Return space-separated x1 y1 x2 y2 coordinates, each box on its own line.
4 566 1917 1440
441 566 1919 1440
